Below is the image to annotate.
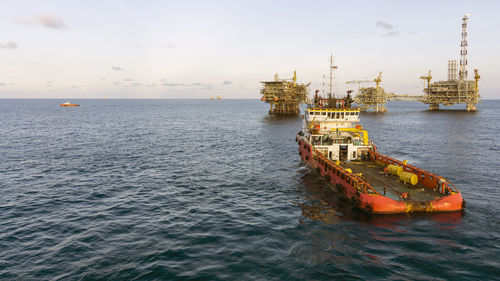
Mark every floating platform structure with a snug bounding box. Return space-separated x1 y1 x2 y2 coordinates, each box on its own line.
260 71 310 115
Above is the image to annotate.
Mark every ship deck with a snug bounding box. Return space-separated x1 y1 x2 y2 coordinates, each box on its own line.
343 161 443 201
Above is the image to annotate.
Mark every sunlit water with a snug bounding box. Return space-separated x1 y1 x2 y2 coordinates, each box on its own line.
0 99 499 280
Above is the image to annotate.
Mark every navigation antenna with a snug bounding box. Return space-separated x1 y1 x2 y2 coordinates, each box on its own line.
328 52 338 98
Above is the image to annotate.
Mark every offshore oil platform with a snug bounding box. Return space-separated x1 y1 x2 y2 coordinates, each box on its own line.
260 71 310 115
260 15 481 114
345 14 480 112
419 14 480 111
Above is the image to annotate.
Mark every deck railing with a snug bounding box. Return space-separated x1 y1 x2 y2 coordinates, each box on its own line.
312 147 380 196
368 149 457 195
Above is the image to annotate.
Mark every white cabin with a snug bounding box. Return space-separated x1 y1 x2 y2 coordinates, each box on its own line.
301 107 371 162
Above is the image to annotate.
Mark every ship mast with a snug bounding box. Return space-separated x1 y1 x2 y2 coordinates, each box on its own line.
328 52 338 98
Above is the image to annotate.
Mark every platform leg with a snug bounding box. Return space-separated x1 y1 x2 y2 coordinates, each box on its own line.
466 103 477 111
429 104 439 111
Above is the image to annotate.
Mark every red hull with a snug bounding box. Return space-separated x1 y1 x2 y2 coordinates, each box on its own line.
297 137 464 214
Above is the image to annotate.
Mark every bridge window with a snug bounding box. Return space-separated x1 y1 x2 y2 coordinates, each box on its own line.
321 112 326 115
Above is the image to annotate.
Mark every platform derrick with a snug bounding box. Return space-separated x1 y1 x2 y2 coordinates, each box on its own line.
260 71 310 115
420 14 481 111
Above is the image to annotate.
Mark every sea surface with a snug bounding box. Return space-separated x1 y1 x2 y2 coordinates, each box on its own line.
0 99 499 280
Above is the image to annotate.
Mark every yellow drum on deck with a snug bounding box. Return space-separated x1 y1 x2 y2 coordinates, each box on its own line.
387 164 403 176
400 172 418 185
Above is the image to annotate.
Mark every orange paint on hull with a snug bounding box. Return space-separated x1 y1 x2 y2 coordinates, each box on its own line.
297 137 464 214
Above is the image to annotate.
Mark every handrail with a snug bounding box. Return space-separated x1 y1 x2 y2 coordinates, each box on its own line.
313 147 381 196
368 148 457 195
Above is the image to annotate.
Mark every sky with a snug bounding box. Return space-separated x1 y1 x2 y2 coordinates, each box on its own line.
0 0 499 99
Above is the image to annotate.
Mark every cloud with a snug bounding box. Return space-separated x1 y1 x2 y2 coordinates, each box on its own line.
161 82 189 87
161 43 176 49
376 21 393 30
382 31 400 37
222 81 232 85
124 78 134 81
112 66 124 71
0 41 18 49
12 18 36 27
37 14 67 30
161 81 213 89
13 14 67 30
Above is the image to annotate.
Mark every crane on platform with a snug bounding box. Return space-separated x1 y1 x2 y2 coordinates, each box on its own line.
419 70 432 95
374 72 383 89
345 71 383 92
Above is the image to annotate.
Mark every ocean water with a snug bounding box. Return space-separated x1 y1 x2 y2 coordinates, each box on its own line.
0 99 499 280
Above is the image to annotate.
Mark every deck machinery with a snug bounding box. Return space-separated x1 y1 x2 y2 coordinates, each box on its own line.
260 71 310 115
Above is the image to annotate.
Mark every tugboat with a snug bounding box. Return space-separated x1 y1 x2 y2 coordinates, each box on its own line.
296 92 465 214
60 101 80 107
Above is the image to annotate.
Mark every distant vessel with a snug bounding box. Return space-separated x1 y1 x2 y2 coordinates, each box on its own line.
60 101 80 107
297 94 464 214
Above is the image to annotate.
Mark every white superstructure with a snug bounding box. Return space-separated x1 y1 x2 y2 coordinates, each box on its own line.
300 106 372 162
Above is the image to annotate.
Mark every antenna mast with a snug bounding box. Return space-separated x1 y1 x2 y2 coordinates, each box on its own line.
328 52 338 98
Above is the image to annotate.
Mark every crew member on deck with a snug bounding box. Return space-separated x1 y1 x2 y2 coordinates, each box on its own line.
314 90 320 107
344 90 353 108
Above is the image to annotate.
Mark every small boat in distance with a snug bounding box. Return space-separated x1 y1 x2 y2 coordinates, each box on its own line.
60 101 80 107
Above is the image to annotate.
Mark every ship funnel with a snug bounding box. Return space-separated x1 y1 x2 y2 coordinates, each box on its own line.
274 73 279 81
448 60 458 80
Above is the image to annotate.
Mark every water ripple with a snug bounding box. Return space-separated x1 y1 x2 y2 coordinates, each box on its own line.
0 99 499 280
